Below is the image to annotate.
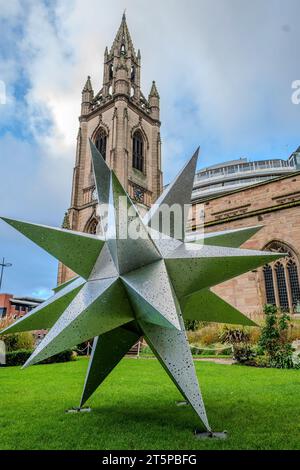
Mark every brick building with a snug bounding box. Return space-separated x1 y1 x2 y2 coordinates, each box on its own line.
190 170 300 318
58 13 162 285
0 293 43 320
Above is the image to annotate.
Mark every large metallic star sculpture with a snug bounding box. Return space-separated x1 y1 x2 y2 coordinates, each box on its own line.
1 141 282 431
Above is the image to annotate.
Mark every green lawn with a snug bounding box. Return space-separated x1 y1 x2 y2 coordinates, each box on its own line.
0 357 300 450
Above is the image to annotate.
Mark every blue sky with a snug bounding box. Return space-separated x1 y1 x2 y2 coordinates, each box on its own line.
1 0 300 298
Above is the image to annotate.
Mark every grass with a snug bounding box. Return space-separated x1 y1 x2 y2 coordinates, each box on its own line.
1 357 300 450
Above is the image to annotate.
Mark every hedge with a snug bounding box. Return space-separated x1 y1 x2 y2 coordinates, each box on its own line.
2 349 77 367
190 346 232 356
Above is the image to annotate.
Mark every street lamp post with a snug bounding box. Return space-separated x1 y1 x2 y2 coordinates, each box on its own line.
0 257 12 291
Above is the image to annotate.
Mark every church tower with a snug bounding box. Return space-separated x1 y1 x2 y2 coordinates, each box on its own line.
58 14 163 285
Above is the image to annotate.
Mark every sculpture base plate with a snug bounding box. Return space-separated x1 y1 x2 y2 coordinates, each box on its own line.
175 400 189 406
65 407 92 414
194 430 227 440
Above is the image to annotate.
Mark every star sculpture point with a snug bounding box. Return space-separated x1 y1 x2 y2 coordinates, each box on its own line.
1 141 284 432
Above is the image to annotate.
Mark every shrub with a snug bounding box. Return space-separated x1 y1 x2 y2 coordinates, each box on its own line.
140 345 153 356
220 327 250 344
231 345 256 364
269 345 295 369
0 317 35 352
0 331 35 352
258 304 299 369
184 319 200 331
2 349 76 367
188 324 222 346
5 349 33 366
288 321 300 341
220 326 255 364
248 327 261 345
254 355 269 368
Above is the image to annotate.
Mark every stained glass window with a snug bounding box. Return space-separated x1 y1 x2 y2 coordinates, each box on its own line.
263 241 300 312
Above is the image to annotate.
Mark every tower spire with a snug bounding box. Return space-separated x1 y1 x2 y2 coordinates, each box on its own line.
110 12 135 56
81 76 94 115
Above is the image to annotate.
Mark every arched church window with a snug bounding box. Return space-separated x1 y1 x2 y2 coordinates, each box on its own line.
287 260 300 308
120 43 126 55
262 241 300 312
95 128 107 160
132 130 144 172
275 262 289 311
263 265 276 305
86 217 99 235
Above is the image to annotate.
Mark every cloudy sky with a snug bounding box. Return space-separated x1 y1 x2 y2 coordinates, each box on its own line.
0 0 300 298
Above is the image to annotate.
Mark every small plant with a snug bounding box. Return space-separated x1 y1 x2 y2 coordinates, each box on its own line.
184 319 200 331
258 304 299 369
220 327 255 364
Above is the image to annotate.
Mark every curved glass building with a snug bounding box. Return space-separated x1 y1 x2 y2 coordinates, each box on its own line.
192 146 300 202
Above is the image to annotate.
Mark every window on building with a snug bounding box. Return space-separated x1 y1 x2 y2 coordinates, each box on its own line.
262 241 300 312
287 260 300 308
131 66 135 81
109 64 113 80
86 217 99 235
95 129 107 160
132 130 144 172
263 264 276 305
275 262 289 310
0 307 7 318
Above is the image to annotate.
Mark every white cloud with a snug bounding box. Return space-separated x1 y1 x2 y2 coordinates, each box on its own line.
0 0 22 19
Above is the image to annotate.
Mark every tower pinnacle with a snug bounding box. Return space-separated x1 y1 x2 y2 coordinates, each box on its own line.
81 76 94 115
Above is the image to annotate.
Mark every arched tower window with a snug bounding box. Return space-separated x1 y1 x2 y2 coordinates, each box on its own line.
109 64 113 80
95 128 107 160
132 130 144 172
262 241 300 312
131 66 135 81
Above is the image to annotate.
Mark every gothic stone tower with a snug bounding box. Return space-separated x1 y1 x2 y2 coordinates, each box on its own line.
58 14 163 285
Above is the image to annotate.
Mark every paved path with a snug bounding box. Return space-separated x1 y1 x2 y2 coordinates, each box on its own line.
194 357 234 365
137 355 234 365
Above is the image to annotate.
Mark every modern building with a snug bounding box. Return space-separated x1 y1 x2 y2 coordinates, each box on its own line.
58 13 163 285
192 147 300 202
0 293 43 320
